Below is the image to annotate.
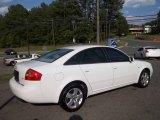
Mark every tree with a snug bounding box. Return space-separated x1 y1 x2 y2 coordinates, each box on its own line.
0 0 126 48
118 15 129 36
0 4 28 47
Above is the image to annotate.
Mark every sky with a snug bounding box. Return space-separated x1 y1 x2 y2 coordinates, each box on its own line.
0 0 160 25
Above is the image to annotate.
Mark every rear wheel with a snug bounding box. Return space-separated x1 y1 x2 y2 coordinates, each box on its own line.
59 82 87 112
138 70 150 88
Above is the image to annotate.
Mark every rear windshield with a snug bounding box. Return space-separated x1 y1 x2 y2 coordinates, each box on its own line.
36 49 73 63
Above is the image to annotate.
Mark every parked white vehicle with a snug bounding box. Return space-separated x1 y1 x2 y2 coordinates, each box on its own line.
13 54 40 65
10 45 153 112
134 46 160 59
3 54 27 66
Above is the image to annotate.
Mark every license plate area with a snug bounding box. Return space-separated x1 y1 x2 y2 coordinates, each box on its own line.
14 70 19 82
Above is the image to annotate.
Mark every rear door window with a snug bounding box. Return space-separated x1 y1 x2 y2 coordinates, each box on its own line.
80 48 108 64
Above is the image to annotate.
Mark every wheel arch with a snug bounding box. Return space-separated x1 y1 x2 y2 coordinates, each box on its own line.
136 67 151 83
58 80 88 103
139 67 151 79
137 68 151 88
143 68 150 74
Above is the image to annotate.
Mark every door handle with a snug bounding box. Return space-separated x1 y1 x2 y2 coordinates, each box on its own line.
85 70 90 72
114 67 117 69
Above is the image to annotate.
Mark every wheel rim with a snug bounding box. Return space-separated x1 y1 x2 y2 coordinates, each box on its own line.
141 72 149 86
65 88 83 109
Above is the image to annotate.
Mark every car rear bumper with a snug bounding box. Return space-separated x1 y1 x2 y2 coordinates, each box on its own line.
146 53 160 58
9 77 58 103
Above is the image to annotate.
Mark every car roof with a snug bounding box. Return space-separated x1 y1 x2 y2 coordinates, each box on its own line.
62 45 109 51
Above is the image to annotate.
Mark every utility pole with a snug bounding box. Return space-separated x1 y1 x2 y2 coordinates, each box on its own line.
106 8 108 44
72 20 76 44
96 0 100 44
26 19 30 55
51 19 55 47
106 1 110 44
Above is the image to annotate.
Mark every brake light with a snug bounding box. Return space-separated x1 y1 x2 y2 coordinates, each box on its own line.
25 69 42 81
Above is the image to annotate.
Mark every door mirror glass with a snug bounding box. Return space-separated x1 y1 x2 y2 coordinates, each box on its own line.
129 57 134 62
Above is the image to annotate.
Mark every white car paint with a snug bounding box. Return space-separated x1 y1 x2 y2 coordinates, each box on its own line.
9 45 153 110
134 46 160 59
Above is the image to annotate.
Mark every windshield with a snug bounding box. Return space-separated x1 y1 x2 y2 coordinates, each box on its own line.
36 49 73 63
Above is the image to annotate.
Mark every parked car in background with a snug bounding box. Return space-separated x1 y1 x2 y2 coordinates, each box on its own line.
4 49 17 55
134 46 160 59
10 45 153 112
13 53 40 65
3 54 27 66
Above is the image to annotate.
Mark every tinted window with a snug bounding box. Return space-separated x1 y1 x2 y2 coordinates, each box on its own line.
105 48 129 62
36 49 73 63
64 52 83 65
81 48 107 64
138 48 143 51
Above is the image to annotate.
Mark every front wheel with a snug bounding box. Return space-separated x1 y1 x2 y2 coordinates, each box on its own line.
59 83 87 112
138 70 150 88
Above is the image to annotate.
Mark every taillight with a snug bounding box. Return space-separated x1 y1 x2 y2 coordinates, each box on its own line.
25 69 42 81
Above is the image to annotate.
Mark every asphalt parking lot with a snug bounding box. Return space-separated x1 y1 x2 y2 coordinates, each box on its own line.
0 41 160 120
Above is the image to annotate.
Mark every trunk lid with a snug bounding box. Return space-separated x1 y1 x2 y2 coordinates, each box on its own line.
14 60 49 85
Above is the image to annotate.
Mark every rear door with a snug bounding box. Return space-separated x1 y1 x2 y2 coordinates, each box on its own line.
79 47 114 93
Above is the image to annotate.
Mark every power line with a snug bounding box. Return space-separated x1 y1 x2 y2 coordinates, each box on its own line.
125 14 157 18
127 18 157 21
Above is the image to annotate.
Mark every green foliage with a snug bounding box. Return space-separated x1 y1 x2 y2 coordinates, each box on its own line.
118 16 129 36
0 0 126 48
144 10 160 34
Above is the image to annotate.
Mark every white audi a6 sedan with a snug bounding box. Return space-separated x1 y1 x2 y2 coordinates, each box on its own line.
10 45 153 112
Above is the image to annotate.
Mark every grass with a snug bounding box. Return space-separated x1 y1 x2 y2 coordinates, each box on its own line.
0 45 64 52
141 34 160 38
0 74 13 81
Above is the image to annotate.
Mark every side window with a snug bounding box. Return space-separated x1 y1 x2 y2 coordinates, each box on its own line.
81 48 107 64
64 52 83 65
105 48 129 62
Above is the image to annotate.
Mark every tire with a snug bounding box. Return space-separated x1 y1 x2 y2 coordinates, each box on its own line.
59 82 87 112
10 61 16 66
137 70 150 88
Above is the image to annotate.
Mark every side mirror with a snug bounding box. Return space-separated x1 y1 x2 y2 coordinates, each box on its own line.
129 57 134 63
